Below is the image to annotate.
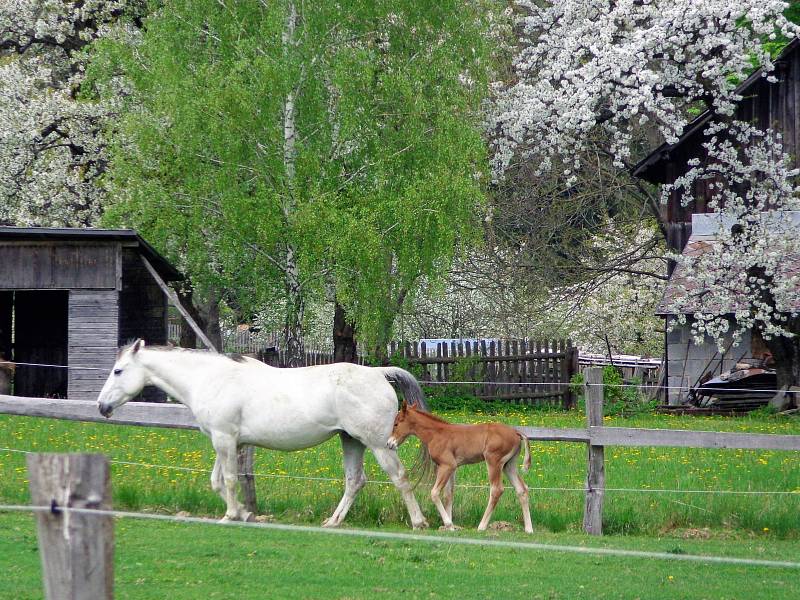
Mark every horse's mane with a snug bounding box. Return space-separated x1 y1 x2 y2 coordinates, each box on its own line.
118 341 249 363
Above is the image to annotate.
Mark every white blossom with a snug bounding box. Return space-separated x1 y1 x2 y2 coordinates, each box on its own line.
489 0 799 181
664 121 800 348
0 1 136 226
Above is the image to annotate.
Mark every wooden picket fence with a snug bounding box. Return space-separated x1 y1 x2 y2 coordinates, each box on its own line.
252 339 578 407
388 339 578 408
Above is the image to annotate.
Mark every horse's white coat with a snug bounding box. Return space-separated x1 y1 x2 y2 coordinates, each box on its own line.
97 341 428 528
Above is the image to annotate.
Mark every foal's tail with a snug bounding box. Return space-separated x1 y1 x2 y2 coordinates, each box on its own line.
376 367 429 411
518 432 531 473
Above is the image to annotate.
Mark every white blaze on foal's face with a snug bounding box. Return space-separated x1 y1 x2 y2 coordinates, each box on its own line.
97 339 148 417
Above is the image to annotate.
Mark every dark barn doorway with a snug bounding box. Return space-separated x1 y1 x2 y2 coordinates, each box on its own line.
1 291 68 398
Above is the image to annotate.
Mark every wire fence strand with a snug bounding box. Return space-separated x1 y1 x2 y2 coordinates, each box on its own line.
2 503 799 569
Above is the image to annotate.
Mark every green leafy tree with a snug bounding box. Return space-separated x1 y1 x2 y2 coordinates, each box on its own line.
90 0 497 362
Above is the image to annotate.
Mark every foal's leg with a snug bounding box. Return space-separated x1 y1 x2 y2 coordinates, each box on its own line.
323 432 366 528
444 471 456 522
503 460 533 534
210 432 251 522
477 461 504 531
431 464 457 530
371 447 428 529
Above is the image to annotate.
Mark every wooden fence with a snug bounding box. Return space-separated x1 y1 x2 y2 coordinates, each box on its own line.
252 339 579 408
4 366 800 540
388 339 578 408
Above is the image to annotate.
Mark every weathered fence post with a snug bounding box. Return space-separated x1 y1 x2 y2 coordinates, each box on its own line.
583 367 605 535
238 445 258 514
26 453 113 600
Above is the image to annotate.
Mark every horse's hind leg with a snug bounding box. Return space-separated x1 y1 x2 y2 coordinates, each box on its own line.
371 447 428 530
503 460 533 533
477 461 504 531
323 432 366 528
211 432 251 522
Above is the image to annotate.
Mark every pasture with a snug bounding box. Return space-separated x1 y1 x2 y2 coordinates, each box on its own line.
1 407 799 537
2 512 800 600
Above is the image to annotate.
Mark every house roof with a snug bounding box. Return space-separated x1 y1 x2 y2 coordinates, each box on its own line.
656 213 800 315
0 227 182 281
633 38 800 184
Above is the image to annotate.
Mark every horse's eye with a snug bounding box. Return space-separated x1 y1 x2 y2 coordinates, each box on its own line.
113 369 123 376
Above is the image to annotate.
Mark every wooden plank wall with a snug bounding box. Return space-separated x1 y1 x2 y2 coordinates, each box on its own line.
68 290 119 401
0 243 117 289
119 249 168 402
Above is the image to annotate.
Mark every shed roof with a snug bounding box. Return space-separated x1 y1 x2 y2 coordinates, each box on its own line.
0 227 182 281
656 213 800 316
633 38 800 184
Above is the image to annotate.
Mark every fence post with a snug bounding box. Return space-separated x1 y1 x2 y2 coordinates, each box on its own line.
583 367 605 535
26 453 113 600
238 445 258 515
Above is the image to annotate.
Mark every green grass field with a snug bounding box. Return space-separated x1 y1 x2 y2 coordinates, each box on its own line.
2 512 800 599
1 407 800 598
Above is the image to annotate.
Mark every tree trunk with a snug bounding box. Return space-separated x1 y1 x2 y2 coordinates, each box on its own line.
177 288 198 349
333 301 357 363
765 322 800 411
281 1 304 369
196 289 223 352
284 246 305 367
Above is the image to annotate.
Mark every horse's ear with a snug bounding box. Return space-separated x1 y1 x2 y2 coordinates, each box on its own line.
132 339 145 354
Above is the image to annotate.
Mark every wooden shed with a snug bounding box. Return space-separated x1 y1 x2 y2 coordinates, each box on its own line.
0 227 182 401
633 39 800 404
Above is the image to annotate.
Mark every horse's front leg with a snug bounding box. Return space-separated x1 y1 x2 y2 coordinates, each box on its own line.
211 432 252 522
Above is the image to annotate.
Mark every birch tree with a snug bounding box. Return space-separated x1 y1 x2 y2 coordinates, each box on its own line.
92 0 498 362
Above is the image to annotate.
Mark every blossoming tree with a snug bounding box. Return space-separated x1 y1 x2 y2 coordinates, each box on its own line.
491 0 800 401
0 0 140 226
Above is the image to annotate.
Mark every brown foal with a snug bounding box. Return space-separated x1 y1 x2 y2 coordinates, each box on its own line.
387 402 533 533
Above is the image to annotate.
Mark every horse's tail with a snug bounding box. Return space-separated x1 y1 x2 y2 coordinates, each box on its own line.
376 366 429 411
518 432 531 473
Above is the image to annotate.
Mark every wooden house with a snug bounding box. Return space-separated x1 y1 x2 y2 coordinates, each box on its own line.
0 227 181 401
633 39 800 404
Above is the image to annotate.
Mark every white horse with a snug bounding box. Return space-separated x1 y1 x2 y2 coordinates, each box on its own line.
97 339 429 528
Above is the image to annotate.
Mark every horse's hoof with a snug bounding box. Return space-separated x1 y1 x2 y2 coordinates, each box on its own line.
322 517 340 528
242 511 255 523
219 515 233 523
412 519 429 530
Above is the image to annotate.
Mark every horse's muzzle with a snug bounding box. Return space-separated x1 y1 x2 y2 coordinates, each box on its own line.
386 436 398 450
99 403 113 418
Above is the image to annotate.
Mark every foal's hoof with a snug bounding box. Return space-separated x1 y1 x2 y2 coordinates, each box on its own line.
412 519 429 530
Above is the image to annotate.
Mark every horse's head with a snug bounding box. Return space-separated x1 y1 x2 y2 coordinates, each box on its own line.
387 400 414 450
97 339 149 418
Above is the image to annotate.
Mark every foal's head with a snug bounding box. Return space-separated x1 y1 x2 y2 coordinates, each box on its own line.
387 401 416 450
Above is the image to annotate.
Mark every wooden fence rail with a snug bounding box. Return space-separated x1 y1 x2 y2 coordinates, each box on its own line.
4 367 800 536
